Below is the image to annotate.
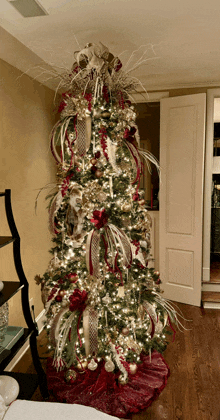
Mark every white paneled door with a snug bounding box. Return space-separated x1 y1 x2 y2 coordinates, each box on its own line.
160 94 206 306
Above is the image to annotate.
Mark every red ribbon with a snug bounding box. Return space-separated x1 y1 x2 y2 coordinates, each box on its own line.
69 289 88 346
61 174 72 197
91 209 109 230
102 234 123 285
99 127 109 160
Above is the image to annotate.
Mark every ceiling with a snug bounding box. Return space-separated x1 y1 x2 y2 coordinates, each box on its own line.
1 0 220 92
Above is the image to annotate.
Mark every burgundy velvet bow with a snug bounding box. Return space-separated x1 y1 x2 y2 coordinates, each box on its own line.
91 209 109 230
69 288 88 312
123 126 136 142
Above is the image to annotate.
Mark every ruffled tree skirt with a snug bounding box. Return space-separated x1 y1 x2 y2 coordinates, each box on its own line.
46 351 170 419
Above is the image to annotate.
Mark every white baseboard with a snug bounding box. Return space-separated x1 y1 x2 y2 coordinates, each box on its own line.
202 267 210 282
202 283 220 292
202 301 220 309
4 309 46 372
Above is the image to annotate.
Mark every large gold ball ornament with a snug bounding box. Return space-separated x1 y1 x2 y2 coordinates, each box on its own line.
129 363 138 375
95 170 103 178
118 374 129 385
65 369 77 383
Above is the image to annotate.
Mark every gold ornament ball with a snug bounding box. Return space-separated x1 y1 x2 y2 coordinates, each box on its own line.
90 158 97 165
138 199 145 206
59 290 66 297
101 111 111 119
129 363 137 375
118 374 129 385
76 360 88 372
122 203 132 212
65 369 77 383
122 327 129 336
95 170 103 178
154 271 160 276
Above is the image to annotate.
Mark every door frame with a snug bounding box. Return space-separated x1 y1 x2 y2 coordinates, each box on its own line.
203 88 220 282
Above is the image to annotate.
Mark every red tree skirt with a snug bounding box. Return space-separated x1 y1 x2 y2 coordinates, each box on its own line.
46 351 170 419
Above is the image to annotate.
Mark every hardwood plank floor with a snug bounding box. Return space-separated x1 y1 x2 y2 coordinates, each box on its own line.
12 303 220 420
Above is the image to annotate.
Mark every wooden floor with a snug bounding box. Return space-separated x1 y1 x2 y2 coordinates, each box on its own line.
210 261 220 281
12 302 220 420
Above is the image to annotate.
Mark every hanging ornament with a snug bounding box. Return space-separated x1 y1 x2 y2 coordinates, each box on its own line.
95 151 101 159
88 358 98 371
65 369 77 383
122 327 129 336
121 203 132 212
95 169 103 178
117 286 124 297
102 293 112 304
101 110 111 119
104 358 115 372
90 158 97 165
138 199 145 206
76 360 88 372
118 374 129 385
129 363 137 375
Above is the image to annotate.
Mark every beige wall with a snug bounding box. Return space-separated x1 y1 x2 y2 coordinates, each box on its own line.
0 59 57 327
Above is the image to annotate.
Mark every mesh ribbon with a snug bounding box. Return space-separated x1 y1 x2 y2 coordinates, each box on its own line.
83 306 98 356
86 230 100 277
76 116 91 157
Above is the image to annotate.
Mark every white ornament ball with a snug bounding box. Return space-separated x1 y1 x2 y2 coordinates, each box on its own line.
129 363 138 375
104 359 115 372
88 359 98 371
0 282 4 292
0 376 19 405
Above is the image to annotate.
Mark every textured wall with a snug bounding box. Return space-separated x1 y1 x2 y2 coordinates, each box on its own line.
0 58 57 327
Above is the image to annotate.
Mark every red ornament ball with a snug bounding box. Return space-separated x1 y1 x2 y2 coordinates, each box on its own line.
95 151 101 159
91 165 97 173
133 193 140 201
55 295 62 302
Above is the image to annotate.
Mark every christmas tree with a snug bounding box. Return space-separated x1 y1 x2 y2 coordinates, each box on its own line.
36 43 179 418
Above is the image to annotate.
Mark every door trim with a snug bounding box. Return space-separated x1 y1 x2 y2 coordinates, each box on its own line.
203 89 220 282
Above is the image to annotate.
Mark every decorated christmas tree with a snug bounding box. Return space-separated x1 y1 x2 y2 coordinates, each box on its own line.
36 43 179 418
